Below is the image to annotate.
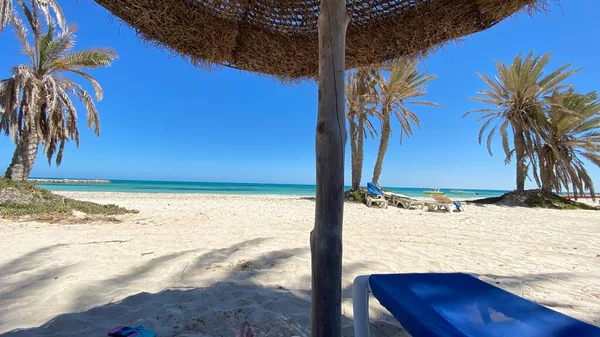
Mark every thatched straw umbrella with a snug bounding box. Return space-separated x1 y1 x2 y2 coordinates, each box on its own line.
92 0 541 335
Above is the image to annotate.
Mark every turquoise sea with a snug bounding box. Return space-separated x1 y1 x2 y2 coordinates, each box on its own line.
35 179 508 198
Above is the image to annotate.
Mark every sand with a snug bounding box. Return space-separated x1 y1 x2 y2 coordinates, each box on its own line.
1 192 599 336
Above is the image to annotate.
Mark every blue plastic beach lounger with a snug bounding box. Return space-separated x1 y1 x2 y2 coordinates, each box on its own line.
353 273 600 337
367 182 384 197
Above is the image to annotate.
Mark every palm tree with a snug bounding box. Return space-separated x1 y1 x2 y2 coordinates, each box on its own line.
371 58 439 186
1 0 65 32
465 52 579 191
537 90 600 198
346 67 379 191
0 12 117 181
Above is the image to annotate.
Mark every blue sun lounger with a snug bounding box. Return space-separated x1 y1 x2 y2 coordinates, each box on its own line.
365 182 388 208
353 273 600 337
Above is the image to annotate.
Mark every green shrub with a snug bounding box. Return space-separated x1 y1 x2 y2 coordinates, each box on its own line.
345 188 366 203
0 178 137 220
524 195 547 208
473 189 598 210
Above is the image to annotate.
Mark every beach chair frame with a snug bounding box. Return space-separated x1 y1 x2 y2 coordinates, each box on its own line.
352 275 373 337
365 192 388 208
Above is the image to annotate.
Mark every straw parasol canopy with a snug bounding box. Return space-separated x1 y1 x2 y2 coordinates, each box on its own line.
92 1 541 336
93 0 539 81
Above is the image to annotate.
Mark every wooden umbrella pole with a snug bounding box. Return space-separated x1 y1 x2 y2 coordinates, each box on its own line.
311 0 349 336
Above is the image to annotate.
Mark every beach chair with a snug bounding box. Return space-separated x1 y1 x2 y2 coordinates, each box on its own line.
433 193 465 211
386 192 425 210
427 194 463 213
365 182 388 208
353 273 600 337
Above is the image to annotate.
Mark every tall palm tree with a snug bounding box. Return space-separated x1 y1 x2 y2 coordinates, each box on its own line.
371 58 439 186
1 0 64 32
346 67 379 191
465 52 578 191
0 12 117 181
537 90 600 198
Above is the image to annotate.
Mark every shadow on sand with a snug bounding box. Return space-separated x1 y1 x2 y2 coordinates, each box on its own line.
0 240 403 337
2 241 598 336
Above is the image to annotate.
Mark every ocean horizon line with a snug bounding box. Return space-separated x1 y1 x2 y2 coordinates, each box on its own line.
31 178 510 198
30 177 510 191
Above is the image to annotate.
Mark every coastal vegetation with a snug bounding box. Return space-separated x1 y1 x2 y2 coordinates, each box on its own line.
371 59 440 186
466 51 599 204
346 58 439 192
0 178 136 220
465 52 579 192
0 0 128 220
346 67 379 191
473 189 597 210
536 90 600 196
345 52 599 208
0 0 116 181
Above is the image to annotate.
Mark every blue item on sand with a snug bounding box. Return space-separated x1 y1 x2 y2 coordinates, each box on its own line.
108 325 156 337
354 273 600 337
453 201 463 211
367 182 383 196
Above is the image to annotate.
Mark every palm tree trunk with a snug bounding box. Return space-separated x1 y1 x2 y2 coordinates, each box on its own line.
540 152 552 192
541 166 551 192
513 124 527 191
355 116 365 189
372 112 390 185
349 114 360 190
5 122 39 181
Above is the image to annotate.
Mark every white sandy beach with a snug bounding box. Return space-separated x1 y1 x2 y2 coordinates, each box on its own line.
1 192 599 336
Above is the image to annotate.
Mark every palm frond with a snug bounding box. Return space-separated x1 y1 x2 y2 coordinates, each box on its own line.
0 77 20 135
500 119 511 158
17 0 41 47
54 137 65 165
37 0 65 29
1 0 65 32
10 14 34 60
486 123 499 156
0 0 13 31
39 24 76 72
52 48 118 70
380 58 439 142
477 117 494 146
54 84 79 143
504 148 515 165
345 66 380 138
68 82 100 135
463 108 495 118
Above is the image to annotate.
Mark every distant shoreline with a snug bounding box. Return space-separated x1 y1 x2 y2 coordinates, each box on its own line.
28 178 111 184
52 191 486 203
32 179 509 198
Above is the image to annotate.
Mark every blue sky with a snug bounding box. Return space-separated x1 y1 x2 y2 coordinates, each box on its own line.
0 1 599 190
